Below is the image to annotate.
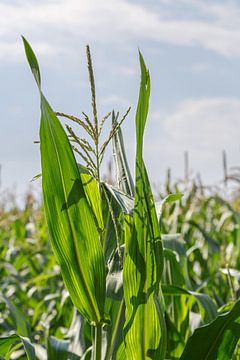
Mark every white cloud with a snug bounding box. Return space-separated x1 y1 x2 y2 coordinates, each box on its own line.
0 40 58 61
101 94 129 106
162 98 240 154
118 66 137 77
147 97 240 182
2 0 240 63
190 62 212 73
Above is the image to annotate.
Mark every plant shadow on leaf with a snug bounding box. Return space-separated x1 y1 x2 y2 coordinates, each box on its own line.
61 179 84 211
123 165 163 359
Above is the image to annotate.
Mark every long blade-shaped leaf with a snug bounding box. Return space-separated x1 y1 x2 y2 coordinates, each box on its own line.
162 284 217 324
2 297 31 338
78 164 104 232
123 53 165 359
104 183 134 214
47 337 70 360
22 37 106 325
47 336 79 360
0 335 36 360
180 299 240 360
112 112 134 196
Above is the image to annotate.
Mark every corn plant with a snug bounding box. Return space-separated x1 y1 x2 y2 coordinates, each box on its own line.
1 38 240 359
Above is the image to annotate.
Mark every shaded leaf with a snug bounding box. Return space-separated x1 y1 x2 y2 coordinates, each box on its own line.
47 336 80 360
2 297 31 338
162 284 217 324
112 111 134 197
188 219 219 252
180 299 240 360
104 183 134 214
0 335 35 360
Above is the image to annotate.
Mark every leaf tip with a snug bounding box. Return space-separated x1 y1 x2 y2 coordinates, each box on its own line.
22 36 41 89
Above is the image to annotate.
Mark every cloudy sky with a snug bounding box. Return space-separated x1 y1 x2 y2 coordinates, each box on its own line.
1 0 240 199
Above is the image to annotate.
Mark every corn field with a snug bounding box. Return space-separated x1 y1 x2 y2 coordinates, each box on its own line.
0 38 240 359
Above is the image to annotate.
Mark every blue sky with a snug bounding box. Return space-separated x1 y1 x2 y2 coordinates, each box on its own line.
1 0 240 199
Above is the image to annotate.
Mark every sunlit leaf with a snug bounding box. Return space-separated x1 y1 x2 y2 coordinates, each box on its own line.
22 37 106 325
123 52 165 359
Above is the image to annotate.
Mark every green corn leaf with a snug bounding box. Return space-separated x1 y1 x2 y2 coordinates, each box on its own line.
164 313 186 360
81 346 92 360
115 341 126 360
22 37 106 325
101 182 125 261
188 219 220 252
112 111 134 197
2 297 31 338
180 299 240 360
162 247 191 356
0 335 36 360
47 337 70 360
162 234 217 357
104 183 134 214
104 298 125 360
163 192 184 204
123 53 165 359
157 193 183 224
162 284 217 324
106 245 124 300
78 164 104 232
66 310 88 357
22 37 41 88
162 233 191 289
47 336 79 360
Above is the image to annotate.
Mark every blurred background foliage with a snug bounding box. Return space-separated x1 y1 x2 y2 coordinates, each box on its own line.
1 166 240 358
